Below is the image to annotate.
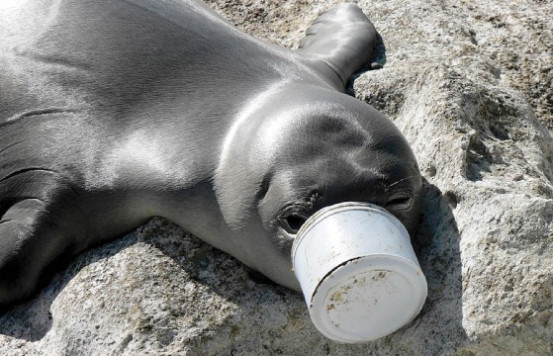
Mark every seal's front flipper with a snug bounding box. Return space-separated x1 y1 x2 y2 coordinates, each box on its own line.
0 167 80 306
299 3 377 88
0 198 48 305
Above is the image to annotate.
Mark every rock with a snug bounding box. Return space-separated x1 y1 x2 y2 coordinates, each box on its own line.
1 0 552 355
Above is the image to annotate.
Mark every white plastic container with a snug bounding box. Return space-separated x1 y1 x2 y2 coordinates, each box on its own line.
291 202 427 343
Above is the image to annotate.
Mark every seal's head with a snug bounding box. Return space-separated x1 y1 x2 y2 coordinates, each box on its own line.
215 86 422 290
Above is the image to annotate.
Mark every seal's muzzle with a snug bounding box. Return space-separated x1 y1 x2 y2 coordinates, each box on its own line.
291 202 427 343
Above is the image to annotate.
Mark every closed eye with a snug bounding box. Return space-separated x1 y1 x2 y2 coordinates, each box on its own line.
386 195 412 209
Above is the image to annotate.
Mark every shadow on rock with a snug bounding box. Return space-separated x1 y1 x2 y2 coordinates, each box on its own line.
406 179 468 354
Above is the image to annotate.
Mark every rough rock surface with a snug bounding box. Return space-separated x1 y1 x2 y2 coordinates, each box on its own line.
1 0 552 355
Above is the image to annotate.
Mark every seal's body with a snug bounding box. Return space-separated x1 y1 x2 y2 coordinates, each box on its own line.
0 0 422 306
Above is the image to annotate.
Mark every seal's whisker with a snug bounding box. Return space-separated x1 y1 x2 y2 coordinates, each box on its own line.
386 175 417 190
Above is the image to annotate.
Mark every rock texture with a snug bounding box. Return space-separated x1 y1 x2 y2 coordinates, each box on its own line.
1 0 552 355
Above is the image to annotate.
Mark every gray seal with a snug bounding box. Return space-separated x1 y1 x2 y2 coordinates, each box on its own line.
0 0 422 306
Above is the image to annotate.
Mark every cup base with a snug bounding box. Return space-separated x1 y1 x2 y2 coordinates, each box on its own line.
309 254 427 343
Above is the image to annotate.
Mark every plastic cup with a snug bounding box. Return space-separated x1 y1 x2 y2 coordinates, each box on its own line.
291 202 427 343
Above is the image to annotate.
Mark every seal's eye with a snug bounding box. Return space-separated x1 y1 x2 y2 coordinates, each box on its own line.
279 213 308 234
386 195 412 209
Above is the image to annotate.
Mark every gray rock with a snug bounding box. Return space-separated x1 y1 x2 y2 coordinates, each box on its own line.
1 0 552 355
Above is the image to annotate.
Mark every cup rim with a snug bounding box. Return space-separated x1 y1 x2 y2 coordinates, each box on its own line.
291 201 406 262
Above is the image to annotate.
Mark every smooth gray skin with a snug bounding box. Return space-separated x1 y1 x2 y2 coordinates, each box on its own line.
0 0 422 306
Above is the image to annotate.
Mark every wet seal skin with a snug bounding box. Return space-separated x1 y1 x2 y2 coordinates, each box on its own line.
0 0 422 306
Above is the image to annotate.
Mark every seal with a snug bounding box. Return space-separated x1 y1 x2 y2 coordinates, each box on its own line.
0 0 422 306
